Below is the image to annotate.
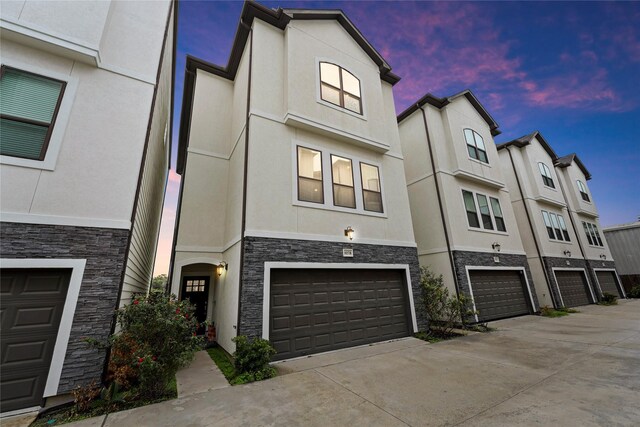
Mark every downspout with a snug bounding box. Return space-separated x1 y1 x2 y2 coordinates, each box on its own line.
556 172 600 300
418 105 461 300
505 146 557 308
236 21 253 337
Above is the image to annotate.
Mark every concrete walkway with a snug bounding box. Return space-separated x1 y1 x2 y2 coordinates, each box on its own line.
176 350 229 397
63 300 639 426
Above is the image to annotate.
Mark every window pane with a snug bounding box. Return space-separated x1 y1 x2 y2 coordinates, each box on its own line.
473 132 486 150
341 69 360 97
490 198 506 232
464 129 475 147
463 191 479 228
298 177 323 203
334 184 356 208
558 216 570 241
543 211 554 239
320 62 340 87
363 189 383 212
298 147 322 180
0 68 64 123
467 144 478 160
549 213 563 240
476 194 493 230
331 156 353 186
594 226 603 246
0 118 48 159
321 83 341 106
343 92 361 113
582 222 593 245
477 149 488 163
538 163 547 177
361 163 380 192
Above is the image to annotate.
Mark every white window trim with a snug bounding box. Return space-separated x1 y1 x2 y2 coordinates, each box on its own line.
0 258 86 398
464 266 536 323
583 221 604 248
541 210 571 244
315 57 367 121
593 268 626 299
1 58 78 171
261 262 418 341
538 162 557 191
463 128 490 165
551 267 596 306
576 180 591 204
460 188 508 235
292 140 387 218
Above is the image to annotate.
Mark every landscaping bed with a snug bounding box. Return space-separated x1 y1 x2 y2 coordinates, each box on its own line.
206 336 277 385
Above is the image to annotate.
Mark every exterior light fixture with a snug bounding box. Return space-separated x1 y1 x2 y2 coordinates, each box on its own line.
563 250 572 257
600 254 607 260
217 261 228 276
344 226 355 241
491 242 501 252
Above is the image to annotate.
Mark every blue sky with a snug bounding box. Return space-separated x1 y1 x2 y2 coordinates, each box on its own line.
155 1 640 274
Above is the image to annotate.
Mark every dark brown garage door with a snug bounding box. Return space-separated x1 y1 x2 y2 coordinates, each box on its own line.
1 269 71 413
596 271 623 298
555 270 592 307
270 269 410 361
469 270 531 322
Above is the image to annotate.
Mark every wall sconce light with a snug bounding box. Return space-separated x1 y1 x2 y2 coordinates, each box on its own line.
563 250 572 258
344 226 355 241
217 261 228 276
599 254 607 260
491 242 501 252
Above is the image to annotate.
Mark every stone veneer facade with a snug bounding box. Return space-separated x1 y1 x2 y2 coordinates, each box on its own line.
238 236 424 339
0 222 129 393
452 250 540 315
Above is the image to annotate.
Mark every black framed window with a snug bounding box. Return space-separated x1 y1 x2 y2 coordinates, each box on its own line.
360 162 383 213
490 197 506 232
557 215 570 241
0 66 66 160
319 62 362 114
463 129 488 163
331 155 356 208
582 221 593 245
583 221 603 246
538 162 555 188
577 180 590 202
297 146 323 204
463 190 480 228
542 211 555 239
476 194 494 230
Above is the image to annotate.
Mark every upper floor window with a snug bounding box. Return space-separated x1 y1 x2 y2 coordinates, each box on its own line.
463 129 488 163
319 62 362 114
541 210 570 242
0 66 66 160
538 162 555 188
462 190 506 232
297 146 324 204
331 155 356 208
582 221 603 247
360 163 383 213
577 180 590 202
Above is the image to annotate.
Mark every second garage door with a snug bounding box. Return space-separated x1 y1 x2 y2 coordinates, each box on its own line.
269 269 411 361
596 271 623 298
555 270 592 307
469 270 531 322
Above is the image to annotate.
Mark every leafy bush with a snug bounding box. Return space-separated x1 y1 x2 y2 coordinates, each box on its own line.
418 266 475 337
599 292 618 305
109 290 203 398
628 285 640 298
231 335 277 383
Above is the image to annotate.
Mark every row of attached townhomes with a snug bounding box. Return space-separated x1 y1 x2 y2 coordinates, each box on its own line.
170 0 624 364
0 0 626 416
0 0 175 415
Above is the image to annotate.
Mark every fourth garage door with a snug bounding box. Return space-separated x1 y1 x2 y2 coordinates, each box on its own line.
596 271 623 298
555 270 592 307
269 269 411 361
468 270 531 322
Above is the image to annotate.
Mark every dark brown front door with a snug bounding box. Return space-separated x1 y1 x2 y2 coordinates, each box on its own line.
596 271 623 298
555 270 592 307
269 269 411 361
1 268 71 413
181 276 209 335
469 270 531 322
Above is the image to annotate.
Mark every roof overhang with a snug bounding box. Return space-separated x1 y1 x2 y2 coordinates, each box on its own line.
496 130 558 161
555 153 592 180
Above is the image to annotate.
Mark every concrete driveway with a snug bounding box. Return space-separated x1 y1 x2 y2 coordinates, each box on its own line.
69 300 639 426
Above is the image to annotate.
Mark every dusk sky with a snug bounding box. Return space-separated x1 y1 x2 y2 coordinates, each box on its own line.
154 1 640 275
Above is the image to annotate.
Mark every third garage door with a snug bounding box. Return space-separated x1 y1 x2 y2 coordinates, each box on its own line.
469 270 531 322
555 270 592 307
596 271 623 298
269 269 411 361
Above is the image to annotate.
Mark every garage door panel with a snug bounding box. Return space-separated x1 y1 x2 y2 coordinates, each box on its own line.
270 269 410 360
470 270 530 322
596 271 622 298
555 271 591 307
1 269 71 412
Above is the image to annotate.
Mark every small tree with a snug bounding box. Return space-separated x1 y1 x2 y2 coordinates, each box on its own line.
419 266 475 337
151 274 168 291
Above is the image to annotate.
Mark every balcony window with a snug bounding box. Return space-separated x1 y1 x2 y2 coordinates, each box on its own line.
463 129 488 163
538 162 555 188
319 62 362 114
577 180 590 202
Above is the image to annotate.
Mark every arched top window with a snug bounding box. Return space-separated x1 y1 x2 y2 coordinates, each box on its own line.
319 62 362 114
577 180 590 202
538 162 555 188
463 129 488 163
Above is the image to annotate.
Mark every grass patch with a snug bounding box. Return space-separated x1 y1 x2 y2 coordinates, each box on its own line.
206 345 276 386
32 378 177 426
464 323 496 333
414 330 464 343
540 306 580 318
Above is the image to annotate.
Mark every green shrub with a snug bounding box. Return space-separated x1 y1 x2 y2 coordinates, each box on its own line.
628 285 640 299
109 290 203 398
419 266 475 336
231 335 277 383
599 292 618 305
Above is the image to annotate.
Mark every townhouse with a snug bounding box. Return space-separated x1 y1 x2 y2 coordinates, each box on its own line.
1 1 174 414
170 1 421 360
398 91 539 323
